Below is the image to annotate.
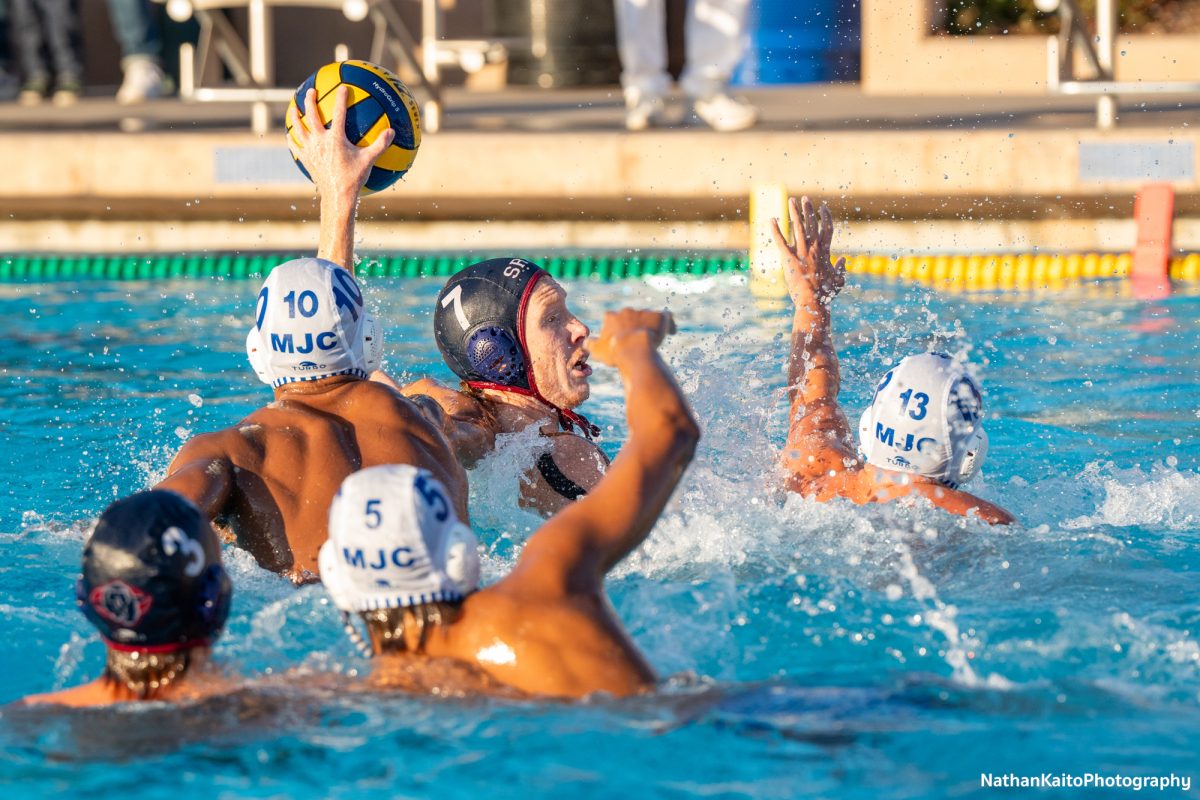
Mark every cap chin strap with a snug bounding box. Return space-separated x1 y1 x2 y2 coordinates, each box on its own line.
465 381 600 440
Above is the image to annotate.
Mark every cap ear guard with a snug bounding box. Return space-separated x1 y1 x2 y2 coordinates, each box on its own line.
951 426 988 487
362 311 384 374
465 326 525 385
442 522 481 597
190 563 232 642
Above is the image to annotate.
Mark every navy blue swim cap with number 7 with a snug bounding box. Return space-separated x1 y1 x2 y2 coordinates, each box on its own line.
433 257 545 391
433 257 599 439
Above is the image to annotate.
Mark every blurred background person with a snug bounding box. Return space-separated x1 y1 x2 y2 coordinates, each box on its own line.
613 0 757 132
11 0 82 106
0 0 18 100
106 0 168 103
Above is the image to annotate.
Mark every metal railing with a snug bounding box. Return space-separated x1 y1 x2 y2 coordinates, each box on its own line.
160 0 516 133
1043 0 1200 128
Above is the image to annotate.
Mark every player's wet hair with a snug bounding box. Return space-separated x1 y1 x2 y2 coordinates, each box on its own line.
361 603 463 655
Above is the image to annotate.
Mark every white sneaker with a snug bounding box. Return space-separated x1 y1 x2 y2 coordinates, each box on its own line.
692 93 758 132
625 95 667 132
116 57 167 105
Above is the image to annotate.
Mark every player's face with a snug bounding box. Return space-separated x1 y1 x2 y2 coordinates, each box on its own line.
523 278 591 409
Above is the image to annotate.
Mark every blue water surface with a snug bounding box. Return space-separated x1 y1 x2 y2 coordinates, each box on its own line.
1 274 1197 799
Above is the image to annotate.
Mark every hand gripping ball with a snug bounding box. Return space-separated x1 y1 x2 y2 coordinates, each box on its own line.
286 60 422 195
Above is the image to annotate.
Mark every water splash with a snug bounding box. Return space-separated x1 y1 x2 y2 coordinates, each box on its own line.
1064 461 1200 531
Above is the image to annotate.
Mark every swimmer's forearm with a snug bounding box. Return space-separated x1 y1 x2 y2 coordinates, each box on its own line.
787 302 840 407
783 297 857 469
557 342 697 575
317 190 359 273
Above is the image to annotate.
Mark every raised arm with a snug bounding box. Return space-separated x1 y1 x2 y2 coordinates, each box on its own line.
154 434 235 522
286 85 393 273
775 197 858 489
511 309 699 594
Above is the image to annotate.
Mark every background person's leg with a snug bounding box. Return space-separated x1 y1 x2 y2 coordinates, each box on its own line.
0 0 17 100
679 0 757 131
613 0 671 130
32 0 82 105
11 0 49 104
106 0 167 103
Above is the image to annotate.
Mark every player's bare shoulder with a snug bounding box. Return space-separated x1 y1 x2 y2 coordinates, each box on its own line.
169 422 258 471
346 376 439 429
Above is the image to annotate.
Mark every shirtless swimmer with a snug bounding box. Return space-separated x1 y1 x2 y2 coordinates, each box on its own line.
155 252 468 579
776 196 1014 525
318 308 699 699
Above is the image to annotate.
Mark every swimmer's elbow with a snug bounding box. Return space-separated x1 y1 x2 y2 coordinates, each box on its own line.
665 408 701 463
983 505 1016 526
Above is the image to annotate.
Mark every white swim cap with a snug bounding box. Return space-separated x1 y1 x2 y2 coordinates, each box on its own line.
319 464 480 612
857 353 989 488
245 258 383 388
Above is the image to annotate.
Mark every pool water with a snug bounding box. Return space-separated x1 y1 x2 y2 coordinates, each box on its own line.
1 274 1197 799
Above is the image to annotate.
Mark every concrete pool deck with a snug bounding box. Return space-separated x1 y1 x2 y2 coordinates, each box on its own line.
1 84 1198 254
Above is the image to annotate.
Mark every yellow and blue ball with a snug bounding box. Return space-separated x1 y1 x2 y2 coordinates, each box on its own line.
286 60 421 194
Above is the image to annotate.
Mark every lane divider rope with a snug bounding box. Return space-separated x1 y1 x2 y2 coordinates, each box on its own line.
1 251 1198 286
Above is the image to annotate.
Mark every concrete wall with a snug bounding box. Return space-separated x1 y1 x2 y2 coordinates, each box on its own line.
863 0 1200 95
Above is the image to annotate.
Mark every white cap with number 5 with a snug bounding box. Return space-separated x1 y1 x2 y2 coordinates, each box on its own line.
319 464 480 612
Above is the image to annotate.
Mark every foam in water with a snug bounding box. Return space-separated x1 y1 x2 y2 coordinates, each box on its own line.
1064 460 1200 531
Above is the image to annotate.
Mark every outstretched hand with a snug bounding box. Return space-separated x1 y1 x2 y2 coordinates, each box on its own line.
588 309 676 367
770 196 846 310
287 86 394 199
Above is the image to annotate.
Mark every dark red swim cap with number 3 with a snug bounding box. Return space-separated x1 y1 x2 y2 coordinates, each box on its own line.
77 490 232 653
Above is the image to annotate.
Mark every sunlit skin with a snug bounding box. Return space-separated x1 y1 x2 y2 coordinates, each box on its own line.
777 196 1015 525
523 277 592 409
21 649 227 707
366 309 700 699
154 89 468 580
292 86 608 516
156 376 469 580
